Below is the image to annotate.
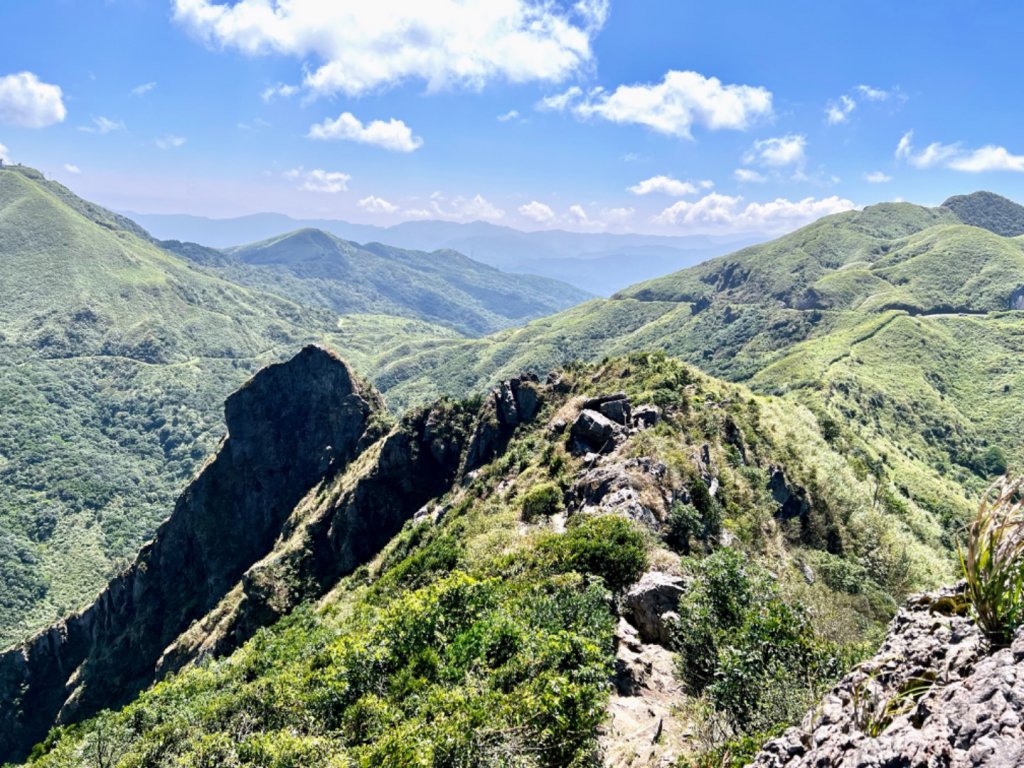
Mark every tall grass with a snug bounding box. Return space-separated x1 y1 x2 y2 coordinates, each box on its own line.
959 477 1024 644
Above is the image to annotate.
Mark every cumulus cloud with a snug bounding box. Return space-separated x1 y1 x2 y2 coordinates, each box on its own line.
0 142 9 163
64 163 81 174
0 72 66 128
497 109 521 122
734 168 767 183
568 204 589 223
79 116 125 134
261 83 299 102
544 70 772 138
864 171 891 183
627 175 697 197
413 192 505 221
173 0 607 97
602 206 634 225
518 200 555 223
826 95 856 125
131 81 156 97
155 134 187 149
297 169 351 193
894 131 1024 172
654 193 855 232
746 134 806 167
308 112 423 152
358 195 399 214
536 85 583 112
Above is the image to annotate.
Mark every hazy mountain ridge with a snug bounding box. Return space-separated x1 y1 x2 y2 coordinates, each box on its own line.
126 210 761 295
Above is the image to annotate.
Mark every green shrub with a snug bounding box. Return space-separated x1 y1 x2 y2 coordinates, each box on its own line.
543 514 649 592
960 477 1024 644
520 482 564 522
981 446 1009 477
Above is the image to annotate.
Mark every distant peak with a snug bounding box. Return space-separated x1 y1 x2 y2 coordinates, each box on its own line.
941 190 1024 237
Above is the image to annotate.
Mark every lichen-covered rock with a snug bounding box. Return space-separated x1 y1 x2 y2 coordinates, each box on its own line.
748 587 1017 768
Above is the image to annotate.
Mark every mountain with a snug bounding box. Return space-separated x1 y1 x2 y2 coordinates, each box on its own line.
941 189 1024 237
208 228 591 336
0 167 464 647
2 347 945 765
125 210 761 295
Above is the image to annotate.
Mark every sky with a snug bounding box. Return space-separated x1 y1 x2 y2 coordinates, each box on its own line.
1 0 1023 235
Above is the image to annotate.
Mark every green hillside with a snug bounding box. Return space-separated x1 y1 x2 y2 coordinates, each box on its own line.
941 189 1024 237
0 167 455 646
216 228 591 336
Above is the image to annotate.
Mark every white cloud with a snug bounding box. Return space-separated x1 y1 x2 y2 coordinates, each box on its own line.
856 84 892 101
746 134 806 167
497 109 520 122
826 95 856 125
261 83 299 102
568 204 589 223
131 81 156 97
864 171 891 183
79 116 125 134
699 179 715 189
566 70 772 138
654 193 855 232
417 192 505 221
536 85 583 112
358 195 399 214
518 200 555 223
602 206 634 225
308 112 423 152
63 163 81 174
0 72 66 128
627 175 697 197
734 168 767 183
893 131 1024 172
155 134 187 150
949 146 1024 173
300 169 351 193
173 0 607 97
0 142 9 163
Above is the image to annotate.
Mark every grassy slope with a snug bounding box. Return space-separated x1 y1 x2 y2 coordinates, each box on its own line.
21 354 950 768
0 168 456 646
220 228 591 336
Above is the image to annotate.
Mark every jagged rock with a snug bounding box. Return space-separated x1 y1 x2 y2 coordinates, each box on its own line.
581 393 632 425
495 381 520 426
464 377 544 471
512 379 540 422
748 587 1016 768
768 465 811 521
602 618 687 767
0 346 384 763
571 409 621 453
632 404 661 429
583 392 629 410
572 457 669 528
622 572 688 645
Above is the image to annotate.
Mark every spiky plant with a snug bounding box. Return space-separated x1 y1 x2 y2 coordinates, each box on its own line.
959 477 1024 644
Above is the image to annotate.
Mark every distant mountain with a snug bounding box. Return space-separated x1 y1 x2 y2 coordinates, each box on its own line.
125 210 761 295
214 228 590 336
941 190 1024 237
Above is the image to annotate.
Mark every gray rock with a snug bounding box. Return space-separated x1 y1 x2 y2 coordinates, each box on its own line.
768 465 811 521
599 398 632 425
622 572 687 645
571 408 621 452
632 405 661 429
571 457 669 528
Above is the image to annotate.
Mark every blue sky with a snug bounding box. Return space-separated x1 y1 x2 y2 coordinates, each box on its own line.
1 0 1023 235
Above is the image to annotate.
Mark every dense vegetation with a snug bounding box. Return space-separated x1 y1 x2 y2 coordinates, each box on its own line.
942 190 1024 237
16 352 952 766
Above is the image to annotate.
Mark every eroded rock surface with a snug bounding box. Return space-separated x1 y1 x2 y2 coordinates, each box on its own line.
749 588 1020 768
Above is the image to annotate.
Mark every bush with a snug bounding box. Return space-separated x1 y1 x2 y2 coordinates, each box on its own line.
544 514 649 592
980 446 1009 477
673 549 844 733
960 476 1024 644
520 482 564 522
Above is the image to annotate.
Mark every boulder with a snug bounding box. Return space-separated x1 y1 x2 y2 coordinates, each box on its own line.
571 408 620 452
632 404 661 429
768 466 811 521
599 397 632 425
571 457 669 529
622 571 687 645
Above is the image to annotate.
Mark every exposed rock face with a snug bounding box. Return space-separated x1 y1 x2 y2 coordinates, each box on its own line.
464 375 543 471
572 457 671 528
768 465 811 521
572 409 622 453
749 588 1024 768
622 572 687 645
0 346 385 763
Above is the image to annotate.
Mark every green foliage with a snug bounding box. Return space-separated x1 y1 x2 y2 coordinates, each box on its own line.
520 482 564 521
673 550 851 734
959 477 1024 644
942 190 1024 238
981 446 1009 476
541 514 649 593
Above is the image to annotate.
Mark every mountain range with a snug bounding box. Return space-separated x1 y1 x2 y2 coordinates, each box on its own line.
3 169 1024 766
126 210 762 296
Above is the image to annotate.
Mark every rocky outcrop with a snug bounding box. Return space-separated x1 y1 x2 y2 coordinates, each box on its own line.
622 572 687 645
572 456 672 528
464 375 542 472
0 346 386 763
749 588 1024 768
